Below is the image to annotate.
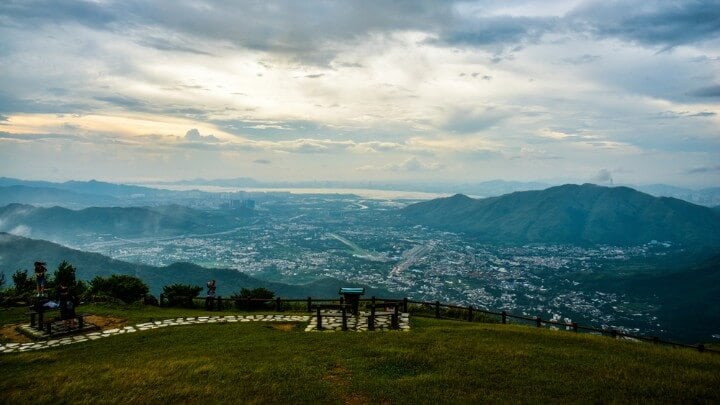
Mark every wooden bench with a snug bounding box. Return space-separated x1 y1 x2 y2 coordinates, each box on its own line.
40 313 90 335
311 304 350 331
366 302 400 330
27 308 59 331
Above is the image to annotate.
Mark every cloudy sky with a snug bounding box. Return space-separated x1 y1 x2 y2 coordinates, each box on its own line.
0 0 718 187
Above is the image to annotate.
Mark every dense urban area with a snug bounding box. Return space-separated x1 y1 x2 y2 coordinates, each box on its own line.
75 191 681 337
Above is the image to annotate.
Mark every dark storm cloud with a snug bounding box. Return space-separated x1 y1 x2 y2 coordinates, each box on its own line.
686 165 720 174
0 0 116 28
2 0 718 66
436 16 557 48
689 85 720 97
94 95 148 110
136 37 214 56
0 92 90 114
569 0 720 48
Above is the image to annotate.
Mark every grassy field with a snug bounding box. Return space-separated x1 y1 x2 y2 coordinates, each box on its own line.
1 304 719 403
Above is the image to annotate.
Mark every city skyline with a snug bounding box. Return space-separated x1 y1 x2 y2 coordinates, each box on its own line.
0 1 719 187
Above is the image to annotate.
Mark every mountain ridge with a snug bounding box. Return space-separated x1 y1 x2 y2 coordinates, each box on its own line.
402 183 720 246
0 233 386 297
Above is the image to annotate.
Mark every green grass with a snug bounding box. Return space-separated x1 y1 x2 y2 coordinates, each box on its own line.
1 305 719 403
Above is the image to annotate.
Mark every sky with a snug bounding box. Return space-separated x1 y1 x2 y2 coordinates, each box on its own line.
0 0 719 188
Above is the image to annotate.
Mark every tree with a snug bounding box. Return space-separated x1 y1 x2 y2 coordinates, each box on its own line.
12 269 34 293
162 283 202 308
89 275 150 304
52 261 87 298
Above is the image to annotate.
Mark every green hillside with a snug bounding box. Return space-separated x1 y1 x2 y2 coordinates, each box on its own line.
0 305 718 403
0 203 238 240
0 233 388 297
402 184 720 246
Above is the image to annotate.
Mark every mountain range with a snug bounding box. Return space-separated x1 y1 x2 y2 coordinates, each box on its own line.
402 184 720 247
3 177 720 207
0 203 239 243
0 233 386 297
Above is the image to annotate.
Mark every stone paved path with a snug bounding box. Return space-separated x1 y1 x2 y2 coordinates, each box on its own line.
1 313 411 354
305 311 411 332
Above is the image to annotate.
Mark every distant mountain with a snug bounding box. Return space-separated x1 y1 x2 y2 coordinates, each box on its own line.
402 184 720 246
0 203 236 242
0 185 119 207
635 184 720 207
0 233 387 297
0 177 169 199
153 177 550 197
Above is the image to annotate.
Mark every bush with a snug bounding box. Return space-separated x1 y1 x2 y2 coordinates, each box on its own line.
142 294 159 306
162 284 202 308
231 287 275 310
89 275 150 304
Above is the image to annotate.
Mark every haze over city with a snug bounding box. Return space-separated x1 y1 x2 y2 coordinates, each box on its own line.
0 1 718 187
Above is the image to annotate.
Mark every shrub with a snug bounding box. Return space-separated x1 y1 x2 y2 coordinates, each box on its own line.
232 287 275 310
89 274 150 304
162 283 202 308
52 261 87 298
142 294 159 306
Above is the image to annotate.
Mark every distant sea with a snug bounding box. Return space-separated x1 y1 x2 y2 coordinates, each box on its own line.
143 185 449 200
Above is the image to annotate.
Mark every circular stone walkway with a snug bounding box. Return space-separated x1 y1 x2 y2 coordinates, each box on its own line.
1 313 411 355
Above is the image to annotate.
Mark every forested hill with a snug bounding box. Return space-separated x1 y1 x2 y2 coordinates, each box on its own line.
0 203 238 241
401 183 720 246
0 233 387 297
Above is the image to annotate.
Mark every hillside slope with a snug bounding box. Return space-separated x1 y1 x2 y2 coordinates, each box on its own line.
0 314 718 403
0 203 239 242
0 233 387 297
402 184 720 246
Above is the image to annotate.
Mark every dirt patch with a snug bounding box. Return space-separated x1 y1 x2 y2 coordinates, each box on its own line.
0 315 127 343
323 364 351 384
344 393 371 405
269 323 296 332
0 324 33 343
85 315 127 330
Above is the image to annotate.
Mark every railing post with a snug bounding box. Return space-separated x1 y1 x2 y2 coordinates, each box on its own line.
371 296 376 306
78 315 84 329
307 296 312 312
340 296 345 305
468 305 474 322
276 297 282 311
159 293 164 307
535 316 542 328
403 297 408 313
316 306 322 330
368 305 376 331
392 305 399 329
46 320 51 334
38 311 45 331
435 301 440 318
501 311 507 324
341 306 348 331
246 297 251 311
30 312 36 328
572 322 578 332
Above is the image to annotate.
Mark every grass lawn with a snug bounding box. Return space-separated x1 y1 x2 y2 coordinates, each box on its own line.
1 305 719 403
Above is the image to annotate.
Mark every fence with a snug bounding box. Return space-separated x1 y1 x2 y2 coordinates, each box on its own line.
156 293 719 354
